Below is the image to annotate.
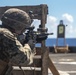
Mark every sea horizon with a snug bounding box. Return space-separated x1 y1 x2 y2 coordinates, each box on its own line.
36 38 76 47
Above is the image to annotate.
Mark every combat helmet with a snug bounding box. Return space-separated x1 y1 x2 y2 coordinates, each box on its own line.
1 8 32 33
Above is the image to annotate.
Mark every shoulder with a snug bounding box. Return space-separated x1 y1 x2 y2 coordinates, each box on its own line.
0 28 16 41
0 28 13 35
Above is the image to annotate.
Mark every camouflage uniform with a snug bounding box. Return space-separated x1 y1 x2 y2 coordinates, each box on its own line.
0 28 34 75
0 8 35 75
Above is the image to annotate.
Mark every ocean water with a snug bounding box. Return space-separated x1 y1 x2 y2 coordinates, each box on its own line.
36 38 76 47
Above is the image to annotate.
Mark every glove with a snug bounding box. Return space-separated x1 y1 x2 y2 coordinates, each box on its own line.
28 40 35 50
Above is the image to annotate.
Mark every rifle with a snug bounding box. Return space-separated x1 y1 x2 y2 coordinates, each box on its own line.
18 25 53 47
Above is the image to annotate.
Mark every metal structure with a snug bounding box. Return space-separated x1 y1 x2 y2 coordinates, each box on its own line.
0 4 60 75
54 20 69 53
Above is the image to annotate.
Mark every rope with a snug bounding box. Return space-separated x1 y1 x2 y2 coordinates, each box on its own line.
19 66 26 75
19 64 36 75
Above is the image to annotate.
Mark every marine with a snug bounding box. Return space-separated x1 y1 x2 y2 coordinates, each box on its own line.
0 8 35 75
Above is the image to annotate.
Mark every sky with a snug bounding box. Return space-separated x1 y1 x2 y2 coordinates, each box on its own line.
0 0 76 38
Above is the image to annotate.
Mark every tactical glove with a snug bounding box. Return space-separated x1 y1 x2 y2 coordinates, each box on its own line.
28 40 35 50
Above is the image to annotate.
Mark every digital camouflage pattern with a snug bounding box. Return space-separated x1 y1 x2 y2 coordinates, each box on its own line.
1 8 31 32
0 28 34 75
